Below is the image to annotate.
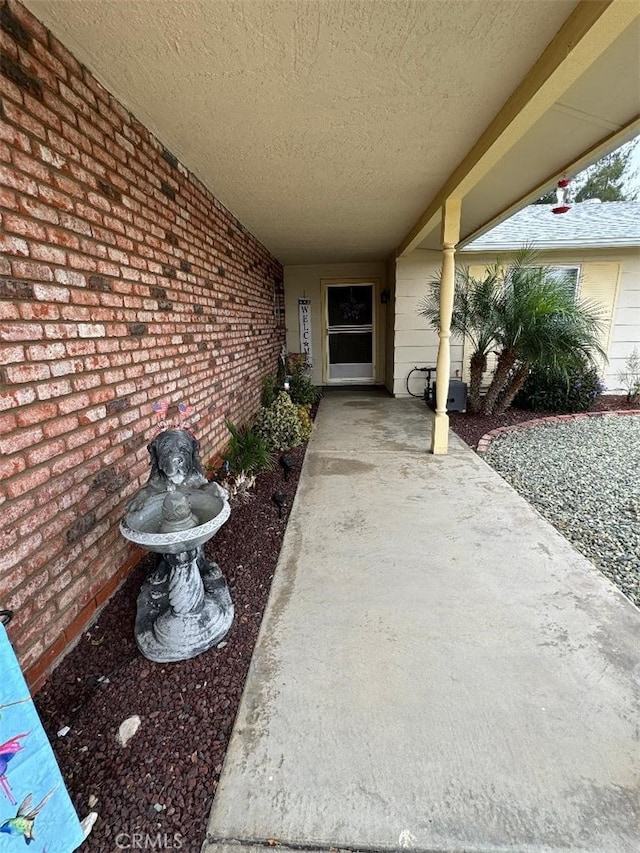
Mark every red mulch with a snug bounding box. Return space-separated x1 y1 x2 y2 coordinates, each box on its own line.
33 443 309 852
448 394 636 450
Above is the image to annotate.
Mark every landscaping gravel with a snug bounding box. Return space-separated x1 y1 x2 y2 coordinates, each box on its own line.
484 414 640 607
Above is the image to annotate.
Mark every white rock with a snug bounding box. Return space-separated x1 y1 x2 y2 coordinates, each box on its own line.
81 811 98 838
117 715 141 747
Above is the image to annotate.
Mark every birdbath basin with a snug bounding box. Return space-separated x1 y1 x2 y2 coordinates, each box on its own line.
119 427 234 663
120 490 230 554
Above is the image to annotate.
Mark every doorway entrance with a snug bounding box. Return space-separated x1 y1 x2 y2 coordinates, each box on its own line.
324 282 375 383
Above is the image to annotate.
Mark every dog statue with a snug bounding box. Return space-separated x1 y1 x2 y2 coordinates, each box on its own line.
126 429 226 512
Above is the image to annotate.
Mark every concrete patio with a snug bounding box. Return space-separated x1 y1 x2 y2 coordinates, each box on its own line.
204 390 640 853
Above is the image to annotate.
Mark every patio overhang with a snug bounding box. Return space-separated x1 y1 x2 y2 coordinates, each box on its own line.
398 0 640 256
22 0 640 266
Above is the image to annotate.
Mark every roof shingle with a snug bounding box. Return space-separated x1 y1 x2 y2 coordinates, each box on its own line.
464 201 640 251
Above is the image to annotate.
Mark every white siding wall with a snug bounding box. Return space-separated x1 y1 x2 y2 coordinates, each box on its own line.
609 250 640 389
394 250 464 397
458 248 639 391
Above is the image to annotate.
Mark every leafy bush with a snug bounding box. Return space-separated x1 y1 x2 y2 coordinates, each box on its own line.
296 404 313 441
256 392 304 451
261 374 278 408
514 361 605 413
286 356 320 406
617 347 640 403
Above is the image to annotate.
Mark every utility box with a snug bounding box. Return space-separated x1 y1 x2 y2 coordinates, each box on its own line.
431 380 468 413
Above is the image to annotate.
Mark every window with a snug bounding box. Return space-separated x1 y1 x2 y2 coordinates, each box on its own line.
540 265 581 301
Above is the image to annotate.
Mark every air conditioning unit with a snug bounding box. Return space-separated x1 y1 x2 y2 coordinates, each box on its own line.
430 380 467 413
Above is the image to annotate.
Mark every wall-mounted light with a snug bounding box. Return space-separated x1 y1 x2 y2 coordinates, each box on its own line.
380 288 391 304
552 178 571 214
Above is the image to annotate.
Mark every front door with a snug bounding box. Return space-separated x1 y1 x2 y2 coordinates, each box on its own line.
325 283 375 383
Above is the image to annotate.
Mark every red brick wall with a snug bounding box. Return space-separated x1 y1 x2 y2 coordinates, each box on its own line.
0 0 285 689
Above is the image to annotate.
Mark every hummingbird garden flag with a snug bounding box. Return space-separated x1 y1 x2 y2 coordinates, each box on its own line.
0 622 85 851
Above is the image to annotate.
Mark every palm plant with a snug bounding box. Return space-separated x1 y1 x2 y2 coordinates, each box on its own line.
222 419 273 498
418 264 501 412
481 252 605 414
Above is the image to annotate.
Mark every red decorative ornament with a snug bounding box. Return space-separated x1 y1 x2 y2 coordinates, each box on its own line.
551 178 571 214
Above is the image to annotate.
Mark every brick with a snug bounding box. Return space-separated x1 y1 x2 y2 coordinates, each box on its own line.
0 342 24 364
29 243 67 265
5 1 48 45
78 323 106 338
19 196 60 224
0 453 25 478
10 260 54 281
51 358 84 377
4 466 50 500
4 364 51 385
3 214 47 241
35 377 72 400
0 423 46 454
27 342 66 360
1 101 46 141
42 413 79 439
53 268 85 287
33 282 70 302
1 321 44 342
16 401 58 427
0 385 37 411
12 148 50 181
26 436 66 466
19 302 60 321
0 233 29 256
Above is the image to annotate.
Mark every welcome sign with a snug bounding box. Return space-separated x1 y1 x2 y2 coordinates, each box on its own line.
298 299 312 367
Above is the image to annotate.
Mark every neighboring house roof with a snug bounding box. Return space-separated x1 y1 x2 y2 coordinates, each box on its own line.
463 201 640 252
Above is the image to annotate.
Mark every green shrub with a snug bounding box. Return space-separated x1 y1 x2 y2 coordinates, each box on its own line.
261 374 278 408
288 372 319 406
514 361 605 413
222 420 273 477
256 392 304 451
287 356 320 406
296 404 313 441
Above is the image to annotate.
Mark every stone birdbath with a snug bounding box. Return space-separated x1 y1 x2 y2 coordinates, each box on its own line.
120 429 234 663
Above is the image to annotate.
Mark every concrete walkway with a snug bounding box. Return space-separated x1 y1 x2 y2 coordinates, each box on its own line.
204 391 640 853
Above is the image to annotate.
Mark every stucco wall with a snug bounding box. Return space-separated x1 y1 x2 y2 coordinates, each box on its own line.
393 251 464 398
284 262 387 387
0 1 284 688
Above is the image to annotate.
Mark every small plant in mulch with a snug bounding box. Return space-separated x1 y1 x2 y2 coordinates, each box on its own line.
617 347 640 404
221 419 274 500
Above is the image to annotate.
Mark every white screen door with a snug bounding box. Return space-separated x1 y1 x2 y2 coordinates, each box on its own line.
326 284 374 382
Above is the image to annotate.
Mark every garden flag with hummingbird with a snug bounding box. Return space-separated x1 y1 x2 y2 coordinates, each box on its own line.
0 622 85 851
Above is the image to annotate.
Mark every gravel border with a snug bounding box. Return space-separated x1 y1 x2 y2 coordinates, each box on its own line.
483 413 640 607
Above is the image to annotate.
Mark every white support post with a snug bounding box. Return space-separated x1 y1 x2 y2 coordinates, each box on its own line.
431 198 461 455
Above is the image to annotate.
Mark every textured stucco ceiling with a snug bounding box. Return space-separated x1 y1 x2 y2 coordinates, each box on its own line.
23 0 637 263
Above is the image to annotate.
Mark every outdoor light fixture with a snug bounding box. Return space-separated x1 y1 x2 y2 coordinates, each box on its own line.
272 491 286 519
279 455 294 481
551 178 571 214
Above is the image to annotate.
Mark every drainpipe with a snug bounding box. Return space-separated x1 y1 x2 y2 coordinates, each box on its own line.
431 197 461 455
